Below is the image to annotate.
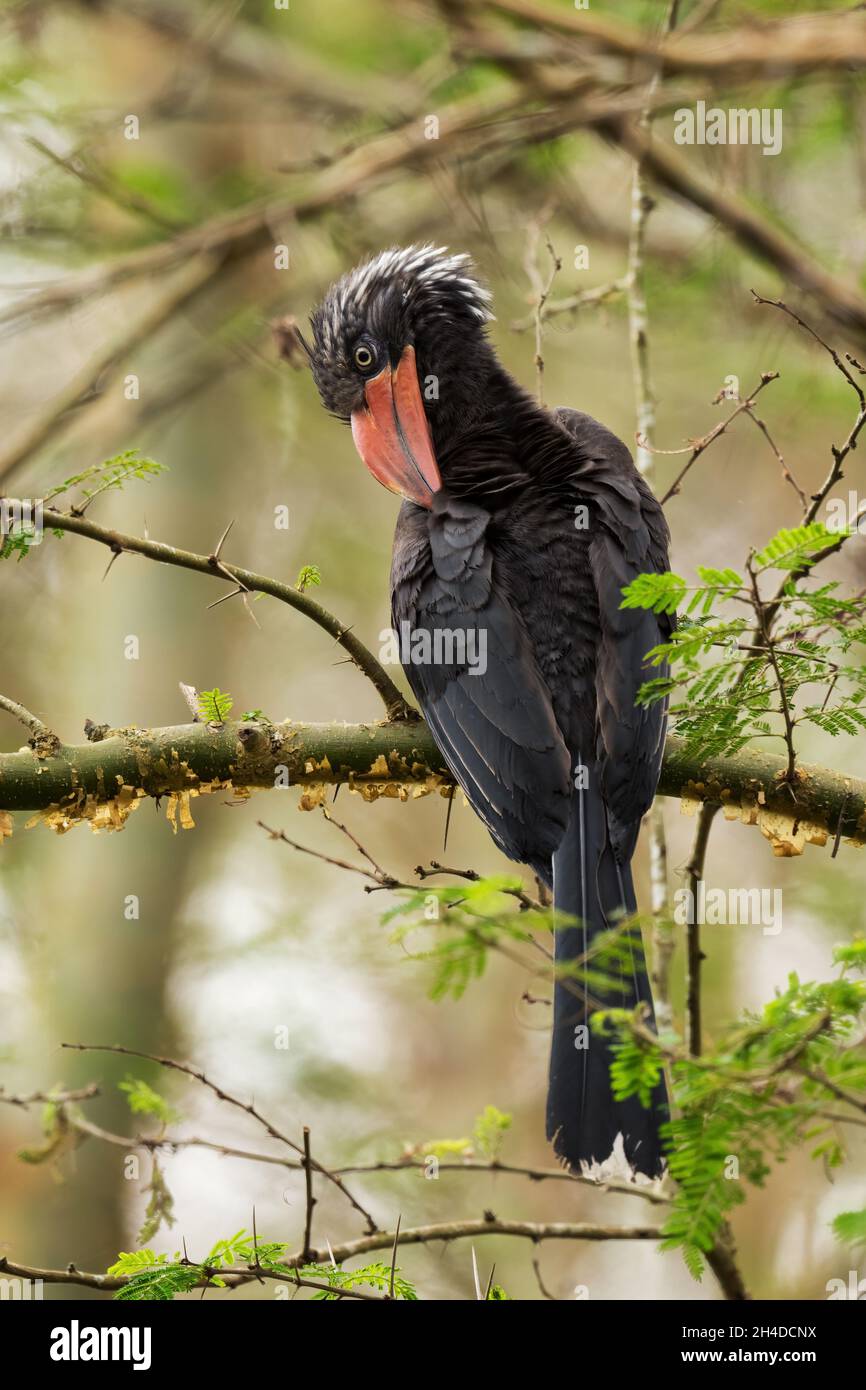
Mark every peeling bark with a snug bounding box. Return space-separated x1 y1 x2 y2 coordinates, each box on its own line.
0 721 863 852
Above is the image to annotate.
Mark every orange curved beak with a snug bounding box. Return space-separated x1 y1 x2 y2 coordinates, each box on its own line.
350 345 441 507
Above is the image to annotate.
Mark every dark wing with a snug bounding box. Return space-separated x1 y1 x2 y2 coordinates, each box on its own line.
391 492 571 880
553 408 672 859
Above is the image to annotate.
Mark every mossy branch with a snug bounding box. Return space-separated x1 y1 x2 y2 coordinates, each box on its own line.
0 721 863 855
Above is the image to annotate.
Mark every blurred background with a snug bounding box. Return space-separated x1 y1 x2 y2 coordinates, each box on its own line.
0 0 864 1300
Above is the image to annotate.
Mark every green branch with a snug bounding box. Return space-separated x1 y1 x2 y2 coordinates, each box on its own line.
0 721 863 853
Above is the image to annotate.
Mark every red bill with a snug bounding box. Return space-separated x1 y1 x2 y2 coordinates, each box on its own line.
350 345 441 507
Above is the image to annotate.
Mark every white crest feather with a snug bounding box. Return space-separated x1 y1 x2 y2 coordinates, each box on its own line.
327 244 494 341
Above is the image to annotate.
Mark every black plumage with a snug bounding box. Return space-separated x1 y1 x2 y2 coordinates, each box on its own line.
310 246 671 1176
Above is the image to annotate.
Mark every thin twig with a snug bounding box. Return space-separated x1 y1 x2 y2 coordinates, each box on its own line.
511 277 628 332
302 1127 316 1260
60 1042 379 1233
388 1214 401 1299
42 507 411 719
522 212 561 405
624 0 681 1034
743 404 807 509
746 554 799 785
658 372 780 504
0 694 60 756
683 804 719 1058
0 1082 99 1108
0 1217 663 1295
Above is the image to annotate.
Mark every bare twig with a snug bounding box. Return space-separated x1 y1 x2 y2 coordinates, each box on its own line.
35 1081 671 1201
60 1042 379 1234
24 135 185 233
743 404 807 510
0 1215 663 1295
511 277 629 333
416 860 541 911
624 0 682 1034
658 372 780 504
752 293 866 530
0 1082 99 1108
41 507 411 719
301 1127 316 1261
522 212 561 405
531 1257 559 1299
485 1 866 80
683 803 719 1058
0 693 60 757
511 275 625 332
746 554 799 785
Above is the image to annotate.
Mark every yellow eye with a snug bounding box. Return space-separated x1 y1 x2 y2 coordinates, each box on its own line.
353 343 375 371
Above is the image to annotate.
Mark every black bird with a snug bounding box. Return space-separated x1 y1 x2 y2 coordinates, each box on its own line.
309 245 671 1177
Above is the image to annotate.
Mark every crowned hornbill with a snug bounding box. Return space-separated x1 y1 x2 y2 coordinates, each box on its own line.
309 245 671 1177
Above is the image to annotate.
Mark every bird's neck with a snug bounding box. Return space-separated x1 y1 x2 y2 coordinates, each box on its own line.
428 349 572 505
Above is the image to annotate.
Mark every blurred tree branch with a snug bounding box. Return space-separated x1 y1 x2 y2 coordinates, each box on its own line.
485 0 866 79
2 0 866 518
6 6 866 348
0 256 223 488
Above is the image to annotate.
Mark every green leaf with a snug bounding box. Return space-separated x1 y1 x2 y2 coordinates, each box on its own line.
834 939 866 974
114 1264 200 1302
473 1105 512 1160
137 1157 175 1244
298 1260 418 1301
296 564 321 593
45 450 166 506
0 528 41 562
197 688 233 723
108 1249 167 1277
419 1136 473 1158
753 523 843 571
620 571 686 615
118 1075 179 1127
832 1209 866 1247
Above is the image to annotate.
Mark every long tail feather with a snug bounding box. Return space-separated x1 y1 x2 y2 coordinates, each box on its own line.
546 779 668 1177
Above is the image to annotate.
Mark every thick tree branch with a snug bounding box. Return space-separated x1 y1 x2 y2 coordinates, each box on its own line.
0 720 863 856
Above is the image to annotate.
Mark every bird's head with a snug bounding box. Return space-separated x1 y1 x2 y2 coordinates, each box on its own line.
309 245 494 508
